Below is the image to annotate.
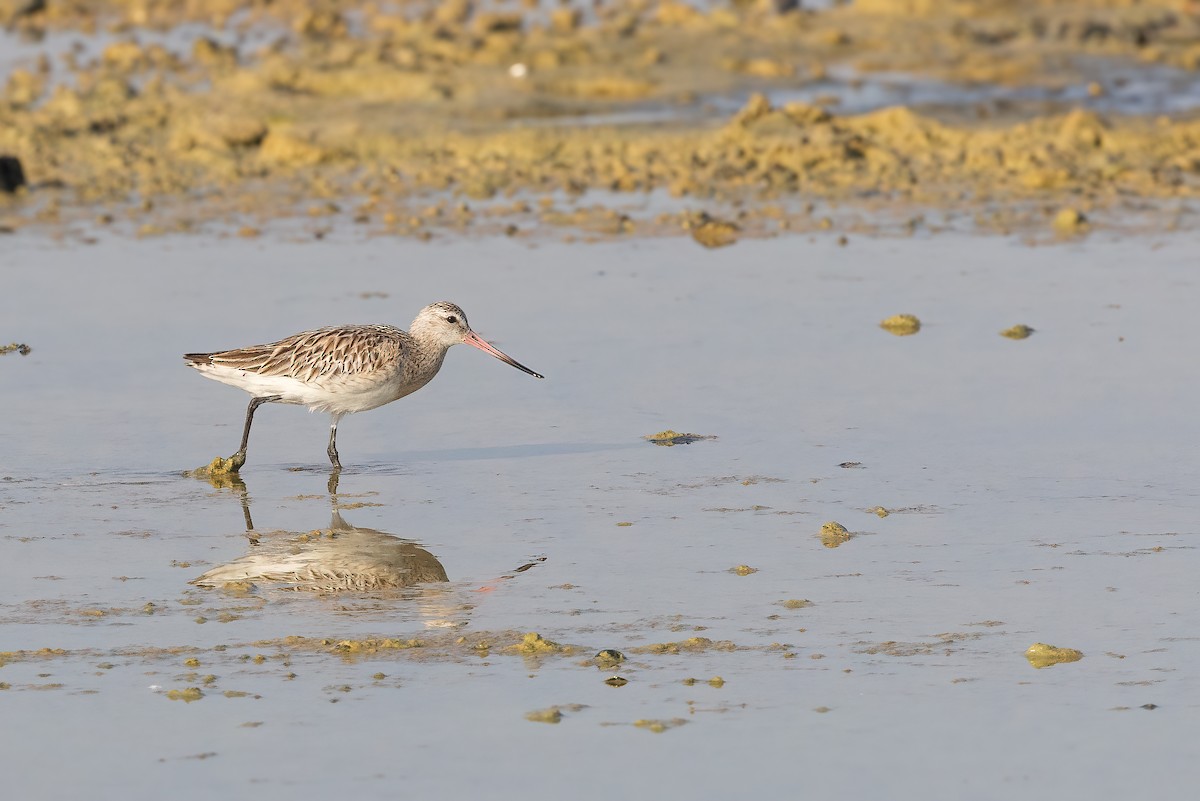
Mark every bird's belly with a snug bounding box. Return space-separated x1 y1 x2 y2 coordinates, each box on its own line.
193 364 409 416
296 373 408 415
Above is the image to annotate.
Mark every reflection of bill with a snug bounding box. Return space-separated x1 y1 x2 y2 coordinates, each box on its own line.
192 509 448 592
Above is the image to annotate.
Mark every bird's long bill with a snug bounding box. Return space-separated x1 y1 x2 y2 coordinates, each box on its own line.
464 331 544 379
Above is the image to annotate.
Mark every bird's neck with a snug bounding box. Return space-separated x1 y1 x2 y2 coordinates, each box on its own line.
403 342 449 383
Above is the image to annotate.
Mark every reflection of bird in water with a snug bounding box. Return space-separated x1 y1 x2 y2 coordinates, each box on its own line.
183 302 543 471
192 508 448 593
189 470 544 629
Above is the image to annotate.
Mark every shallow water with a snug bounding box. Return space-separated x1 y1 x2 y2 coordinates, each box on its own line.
771 60 1200 117
2 230 1199 799
512 60 1200 129
6 22 1200 128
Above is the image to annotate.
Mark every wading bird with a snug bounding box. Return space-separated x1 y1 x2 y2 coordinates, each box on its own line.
185 302 543 470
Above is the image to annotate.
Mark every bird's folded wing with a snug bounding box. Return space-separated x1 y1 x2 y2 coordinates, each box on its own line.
208 325 405 383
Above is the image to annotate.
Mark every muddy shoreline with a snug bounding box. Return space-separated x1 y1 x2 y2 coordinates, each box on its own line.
4 1 1200 239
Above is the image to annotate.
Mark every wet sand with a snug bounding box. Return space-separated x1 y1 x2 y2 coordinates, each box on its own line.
4 0 1200 238
2 232 1199 799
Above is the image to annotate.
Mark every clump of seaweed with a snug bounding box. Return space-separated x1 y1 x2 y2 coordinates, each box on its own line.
1025 642 1084 668
644 430 717 446
879 314 921 336
1000 324 1035 340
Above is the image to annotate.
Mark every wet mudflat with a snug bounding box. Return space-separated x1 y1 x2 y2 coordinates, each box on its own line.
2 230 1199 799
7 0 1200 240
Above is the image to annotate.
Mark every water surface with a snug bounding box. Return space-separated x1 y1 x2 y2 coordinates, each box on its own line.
1 230 1198 799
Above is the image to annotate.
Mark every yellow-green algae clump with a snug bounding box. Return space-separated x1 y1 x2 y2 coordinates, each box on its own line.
0 647 69 666
1025 642 1084 668
1000 324 1035 340
1053 208 1089 235
632 637 736 655
880 314 921 336
525 703 587 722
689 214 740 248
819 521 851 548
203 455 240 475
644 430 717 446
525 707 564 724
634 718 688 733
184 456 247 489
504 632 575 656
682 676 726 687
593 649 626 668
331 637 423 656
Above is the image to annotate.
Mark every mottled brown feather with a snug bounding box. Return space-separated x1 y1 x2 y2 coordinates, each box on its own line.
189 325 406 384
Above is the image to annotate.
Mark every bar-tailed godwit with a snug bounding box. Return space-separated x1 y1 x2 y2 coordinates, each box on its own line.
184 301 543 470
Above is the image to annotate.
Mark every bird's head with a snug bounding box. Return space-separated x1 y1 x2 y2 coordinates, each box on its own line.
412 302 543 379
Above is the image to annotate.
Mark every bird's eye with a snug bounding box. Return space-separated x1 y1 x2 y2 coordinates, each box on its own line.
446 315 458 324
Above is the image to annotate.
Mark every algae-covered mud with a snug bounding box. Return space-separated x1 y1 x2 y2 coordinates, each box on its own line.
3 233 1200 799
1025 642 1086 669
4 0 1200 239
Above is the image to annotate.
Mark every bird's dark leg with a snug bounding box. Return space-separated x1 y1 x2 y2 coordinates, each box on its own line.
230 476 253 530
327 414 343 470
237 481 259 544
231 395 281 471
